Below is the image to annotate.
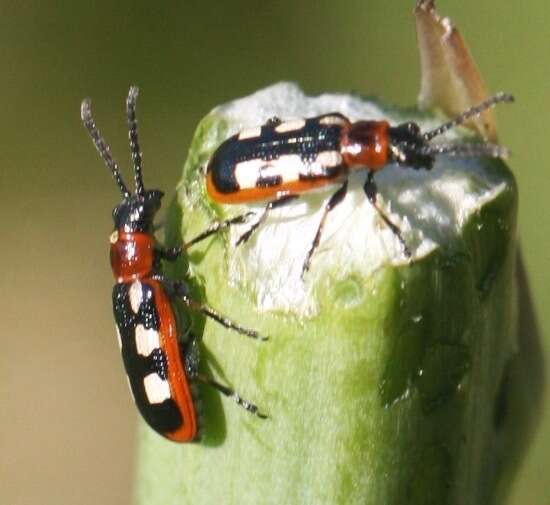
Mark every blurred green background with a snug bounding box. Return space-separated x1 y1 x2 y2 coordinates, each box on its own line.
1 1 547 504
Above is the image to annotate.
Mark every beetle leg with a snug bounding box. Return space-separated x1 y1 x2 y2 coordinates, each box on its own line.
236 194 300 246
195 373 268 419
157 277 268 341
301 181 348 278
161 212 255 261
363 173 411 258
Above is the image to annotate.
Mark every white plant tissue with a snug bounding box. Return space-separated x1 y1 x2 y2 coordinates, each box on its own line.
206 82 507 315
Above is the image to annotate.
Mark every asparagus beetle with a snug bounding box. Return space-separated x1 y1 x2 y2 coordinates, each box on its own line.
81 86 266 442
206 93 513 275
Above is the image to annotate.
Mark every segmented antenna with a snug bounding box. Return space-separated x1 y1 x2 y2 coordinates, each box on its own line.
423 92 515 142
418 142 510 159
81 98 131 198
126 86 145 196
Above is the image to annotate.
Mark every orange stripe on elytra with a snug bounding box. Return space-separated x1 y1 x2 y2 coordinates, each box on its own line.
148 280 197 442
206 169 346 204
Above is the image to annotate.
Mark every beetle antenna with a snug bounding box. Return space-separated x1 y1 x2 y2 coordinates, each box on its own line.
81 98 131 198
126 86 145 196
418 142 510 159
422 92 515 142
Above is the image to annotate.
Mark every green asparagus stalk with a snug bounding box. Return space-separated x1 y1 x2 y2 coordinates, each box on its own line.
136 82 531 505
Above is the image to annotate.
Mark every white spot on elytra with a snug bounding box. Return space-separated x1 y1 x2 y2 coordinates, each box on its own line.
235 154 306 190
128 281 143 314
258 164 281 181
238 126 262 140
297 151 342 179
235 159 267 189
274 118 305 133
143 373 171 404
314 150 342 169
319 114 347 126
275 154 302 182
109 230 119 244
135 324 160 357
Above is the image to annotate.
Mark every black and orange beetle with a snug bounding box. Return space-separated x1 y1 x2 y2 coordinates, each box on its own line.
81 86 266 443
206 93 513 275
